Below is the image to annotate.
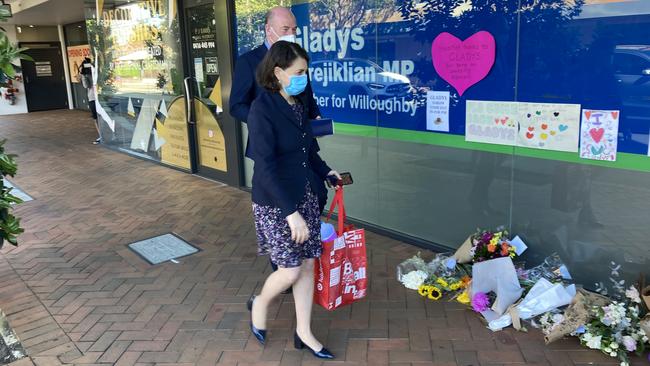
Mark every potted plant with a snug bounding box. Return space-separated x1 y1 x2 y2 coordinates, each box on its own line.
0 140 23 247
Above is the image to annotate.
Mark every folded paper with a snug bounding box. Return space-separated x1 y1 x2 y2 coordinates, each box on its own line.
487 278 576 331
472 257 523 316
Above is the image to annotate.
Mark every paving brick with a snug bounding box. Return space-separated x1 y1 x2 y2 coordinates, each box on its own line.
115 351 143 366
97 340 132 363
389 350 434 362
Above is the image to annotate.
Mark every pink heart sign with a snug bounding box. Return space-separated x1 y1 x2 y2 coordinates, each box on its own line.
431 31 496 96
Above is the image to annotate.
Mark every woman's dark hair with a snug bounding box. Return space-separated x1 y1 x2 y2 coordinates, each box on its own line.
257 41 310 92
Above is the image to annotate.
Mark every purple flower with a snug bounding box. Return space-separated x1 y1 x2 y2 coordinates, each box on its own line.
471 292 490 312
622 336 636 352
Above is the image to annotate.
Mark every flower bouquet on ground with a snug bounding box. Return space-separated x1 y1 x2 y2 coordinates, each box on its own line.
538 288 610 344
449 227 521 266
398 252 472 299
396 252 428 287
577 263 649 366
418 274 472 302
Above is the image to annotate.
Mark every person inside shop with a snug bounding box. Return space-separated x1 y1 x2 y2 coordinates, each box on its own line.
246 40 340 360
79 57 101 144
229 6 328 288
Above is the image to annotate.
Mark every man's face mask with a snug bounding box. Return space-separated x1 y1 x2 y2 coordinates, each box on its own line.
271 27 296 44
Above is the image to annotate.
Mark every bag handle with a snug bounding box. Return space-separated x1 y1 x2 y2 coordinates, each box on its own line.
326 187 346 236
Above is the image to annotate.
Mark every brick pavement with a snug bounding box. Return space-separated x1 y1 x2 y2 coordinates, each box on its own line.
0 110 646 365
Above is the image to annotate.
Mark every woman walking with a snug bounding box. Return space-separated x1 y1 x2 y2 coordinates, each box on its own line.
246 40 340 360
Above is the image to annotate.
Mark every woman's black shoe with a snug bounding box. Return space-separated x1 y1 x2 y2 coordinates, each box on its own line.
247 295 266 345
294 332 334 359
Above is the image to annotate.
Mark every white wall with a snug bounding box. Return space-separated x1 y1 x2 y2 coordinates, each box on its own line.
0 26 28 116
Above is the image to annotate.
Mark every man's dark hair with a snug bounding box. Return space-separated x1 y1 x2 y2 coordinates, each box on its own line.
256 41 309 92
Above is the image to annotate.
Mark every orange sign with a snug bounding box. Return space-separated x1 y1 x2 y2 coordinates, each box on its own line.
67 45 91 83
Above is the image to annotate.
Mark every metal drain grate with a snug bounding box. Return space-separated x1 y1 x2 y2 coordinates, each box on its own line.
127 233 199 265
4 180 33 202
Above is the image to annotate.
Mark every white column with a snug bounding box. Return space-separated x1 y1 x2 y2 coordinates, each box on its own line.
57 24 74 110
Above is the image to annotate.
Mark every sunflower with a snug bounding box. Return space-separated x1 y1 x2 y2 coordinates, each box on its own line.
418 285 430 297
449 282 462 291
436 277 449 288
427 286 442 300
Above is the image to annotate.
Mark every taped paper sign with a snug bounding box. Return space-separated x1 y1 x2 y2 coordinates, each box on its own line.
579 109 619 161
517 102 581 152
465 100 518 146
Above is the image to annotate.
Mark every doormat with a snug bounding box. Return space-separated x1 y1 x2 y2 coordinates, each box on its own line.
4 180 33 202
127 233 200 265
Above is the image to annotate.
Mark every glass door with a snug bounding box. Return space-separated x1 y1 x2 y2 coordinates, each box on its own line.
182 0 242 185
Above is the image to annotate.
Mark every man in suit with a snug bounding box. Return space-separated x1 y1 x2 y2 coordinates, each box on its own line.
230 6 320 126
230 6 326 283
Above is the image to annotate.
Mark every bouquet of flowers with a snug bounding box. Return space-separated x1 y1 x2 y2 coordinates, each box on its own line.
577 263 649 366
417 275 471 301
470 228 517 263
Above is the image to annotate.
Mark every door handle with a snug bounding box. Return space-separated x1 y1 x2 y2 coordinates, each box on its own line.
183 76 196 124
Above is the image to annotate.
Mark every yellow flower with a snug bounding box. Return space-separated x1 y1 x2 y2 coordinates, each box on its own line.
456 290 470 304
450 282 462 291
427 286 442 300
418 285 429 297
509 252 516 258
436 278 449 288
489 237 499 246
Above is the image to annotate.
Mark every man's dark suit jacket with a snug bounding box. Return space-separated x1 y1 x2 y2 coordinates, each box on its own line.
229 44 321 157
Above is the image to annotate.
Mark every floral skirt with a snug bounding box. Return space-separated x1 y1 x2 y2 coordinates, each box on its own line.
252 183 322 268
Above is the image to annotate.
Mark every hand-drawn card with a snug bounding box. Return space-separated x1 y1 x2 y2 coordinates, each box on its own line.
579 110 619 161
517 102 581 152
465 100 518 146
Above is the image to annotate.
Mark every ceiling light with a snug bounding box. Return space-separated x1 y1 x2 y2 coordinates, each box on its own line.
29 25 34 28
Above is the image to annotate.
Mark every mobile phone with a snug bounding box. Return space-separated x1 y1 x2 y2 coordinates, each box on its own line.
338 172 353 186
326 172 353 187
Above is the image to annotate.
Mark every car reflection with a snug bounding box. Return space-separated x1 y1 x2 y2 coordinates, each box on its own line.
613 45 650 125
309 58 412 99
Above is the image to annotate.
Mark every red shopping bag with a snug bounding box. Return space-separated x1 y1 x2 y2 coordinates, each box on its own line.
314 187 368 310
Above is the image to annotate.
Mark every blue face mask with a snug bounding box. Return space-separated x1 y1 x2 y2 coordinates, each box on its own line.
281 71 308 96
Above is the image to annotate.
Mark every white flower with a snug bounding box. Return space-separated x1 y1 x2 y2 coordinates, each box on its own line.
609 351 617 357
625 286 642 303
603 347 612 353
583 334 602 350
610 342 619 349
643 335 649 342
620 362 629 366
401 270 428 290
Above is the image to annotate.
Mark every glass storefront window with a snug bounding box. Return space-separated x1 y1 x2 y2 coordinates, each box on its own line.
86 0 190 169
233 0 650 286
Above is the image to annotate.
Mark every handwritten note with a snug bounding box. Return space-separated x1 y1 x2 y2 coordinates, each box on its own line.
579 110 619 161
426 91 450 132
431 31 496 96
465 100 518 146
517 102 581 152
